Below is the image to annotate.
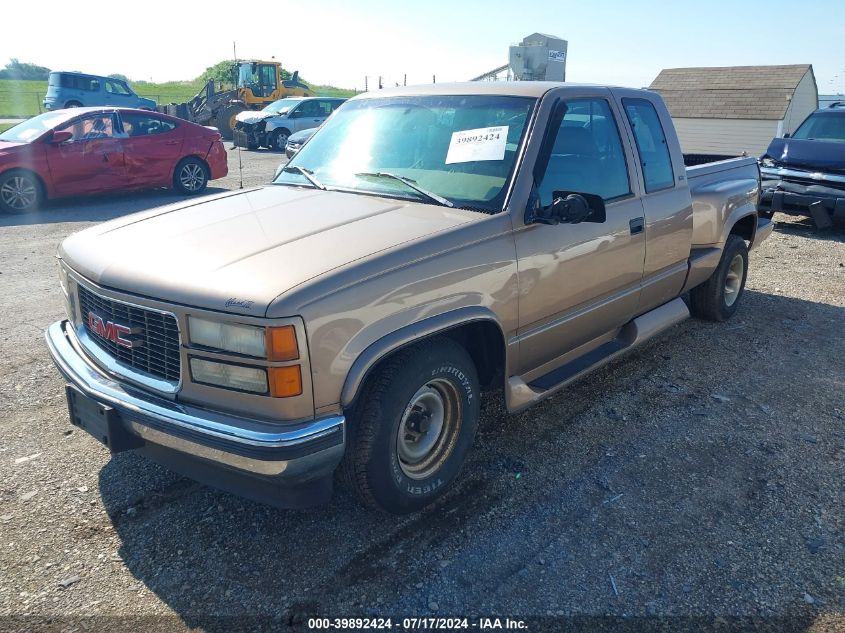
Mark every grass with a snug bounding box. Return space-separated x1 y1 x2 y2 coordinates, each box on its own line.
0 78 356 117
0 123 13 134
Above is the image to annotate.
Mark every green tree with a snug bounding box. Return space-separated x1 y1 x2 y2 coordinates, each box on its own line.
199 60 236 84
0 58 51 80
108 73 130 83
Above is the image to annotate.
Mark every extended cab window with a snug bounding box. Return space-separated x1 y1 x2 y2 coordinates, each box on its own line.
623 99 674 193
120 113 177 136
538 98 631 206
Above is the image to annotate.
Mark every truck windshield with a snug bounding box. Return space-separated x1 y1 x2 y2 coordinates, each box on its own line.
791 112 845 142
274 94 536 211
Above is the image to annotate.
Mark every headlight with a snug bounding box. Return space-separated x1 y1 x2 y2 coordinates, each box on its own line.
188 317 266 357
188 317 299 360
190 358 268 393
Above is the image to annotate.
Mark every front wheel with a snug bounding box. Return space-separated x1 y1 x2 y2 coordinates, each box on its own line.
270 129 290 152
341 338 480 514
0 169 43 214
173 158 209 195
689 233 749 321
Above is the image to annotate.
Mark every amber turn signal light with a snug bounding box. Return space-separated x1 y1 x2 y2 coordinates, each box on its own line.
269 365 303 398
266 325 299 361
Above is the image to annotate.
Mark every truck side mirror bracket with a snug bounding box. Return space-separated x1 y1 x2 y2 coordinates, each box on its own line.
525 189 607 225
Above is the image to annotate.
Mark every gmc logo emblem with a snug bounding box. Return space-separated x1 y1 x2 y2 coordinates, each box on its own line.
87 312 136 349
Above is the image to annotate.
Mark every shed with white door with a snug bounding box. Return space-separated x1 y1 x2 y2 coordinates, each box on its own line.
649 65 818 158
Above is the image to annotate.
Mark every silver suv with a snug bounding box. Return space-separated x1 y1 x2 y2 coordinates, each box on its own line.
233 97 346 150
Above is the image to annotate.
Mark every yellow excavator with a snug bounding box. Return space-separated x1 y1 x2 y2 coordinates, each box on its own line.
158 60 312 139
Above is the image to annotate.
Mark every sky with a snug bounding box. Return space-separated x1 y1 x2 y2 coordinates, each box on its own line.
2 0 843 94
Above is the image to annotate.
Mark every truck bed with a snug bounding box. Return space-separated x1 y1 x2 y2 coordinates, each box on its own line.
686 156 761 246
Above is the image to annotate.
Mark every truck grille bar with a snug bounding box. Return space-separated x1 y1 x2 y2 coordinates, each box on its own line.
77 284 181 383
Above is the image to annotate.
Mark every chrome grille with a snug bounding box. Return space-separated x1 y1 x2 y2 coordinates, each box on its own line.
77 284 181 382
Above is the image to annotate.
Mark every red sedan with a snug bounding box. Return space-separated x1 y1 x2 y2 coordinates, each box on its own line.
0 107 228 214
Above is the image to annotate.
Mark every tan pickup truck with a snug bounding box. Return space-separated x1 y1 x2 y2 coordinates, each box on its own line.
46 82 772 514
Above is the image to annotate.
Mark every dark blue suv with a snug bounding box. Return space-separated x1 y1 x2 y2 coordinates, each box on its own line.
758 102 845 227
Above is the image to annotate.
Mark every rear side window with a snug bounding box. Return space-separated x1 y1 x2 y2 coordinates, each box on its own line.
538 98 631 206
120 113 177 136
623 98 675 193
57 74 100 92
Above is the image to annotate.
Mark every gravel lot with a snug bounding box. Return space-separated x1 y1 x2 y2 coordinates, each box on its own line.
0 144 843 632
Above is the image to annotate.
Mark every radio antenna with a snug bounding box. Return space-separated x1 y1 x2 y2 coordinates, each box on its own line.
237 139 244 189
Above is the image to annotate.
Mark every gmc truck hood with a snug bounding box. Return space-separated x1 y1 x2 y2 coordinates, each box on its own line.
60 186 477 317
763 137 845 175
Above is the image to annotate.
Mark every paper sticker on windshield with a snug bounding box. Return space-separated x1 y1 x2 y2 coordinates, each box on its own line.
445 126 509 164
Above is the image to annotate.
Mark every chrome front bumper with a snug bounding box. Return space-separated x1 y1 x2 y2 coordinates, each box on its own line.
45 320 345 487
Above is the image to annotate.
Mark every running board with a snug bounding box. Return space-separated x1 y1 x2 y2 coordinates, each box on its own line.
506 298 690 412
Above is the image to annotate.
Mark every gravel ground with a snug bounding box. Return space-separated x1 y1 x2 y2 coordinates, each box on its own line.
0 145 843 632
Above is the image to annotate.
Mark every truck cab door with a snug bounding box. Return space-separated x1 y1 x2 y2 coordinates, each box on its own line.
615 91 693 313
513 92 646 374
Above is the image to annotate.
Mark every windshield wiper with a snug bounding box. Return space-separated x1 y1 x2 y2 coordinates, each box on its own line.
282 165 326 190
355 171 454 208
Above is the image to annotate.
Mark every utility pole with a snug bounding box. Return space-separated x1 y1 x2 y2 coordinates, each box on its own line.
404 74 407 86
364 76 368 91
432 74 436 84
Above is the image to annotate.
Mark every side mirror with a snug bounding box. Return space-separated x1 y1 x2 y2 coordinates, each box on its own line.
49 130 73 144
782 132 790 139
527 190 607 225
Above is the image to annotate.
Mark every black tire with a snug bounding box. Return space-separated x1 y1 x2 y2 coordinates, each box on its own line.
689 234 749 322
0 169 43 214
341 338 480 514
172 157 209 195
217 104 245 141
64 100 82 108
270 129 291 152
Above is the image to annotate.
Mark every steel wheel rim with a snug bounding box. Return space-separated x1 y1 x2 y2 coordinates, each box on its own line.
397 379 462 480
275 133 288 150
180 163 205 191
1 175 37 210
724 254 744 307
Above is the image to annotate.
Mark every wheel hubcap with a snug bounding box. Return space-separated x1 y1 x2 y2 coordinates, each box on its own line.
724 254 744 307
276 133 288 150
1 176 37 210
397 379 462 480
180 164 205 191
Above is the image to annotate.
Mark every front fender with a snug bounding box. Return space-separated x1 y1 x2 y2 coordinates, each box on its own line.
340 307 505 408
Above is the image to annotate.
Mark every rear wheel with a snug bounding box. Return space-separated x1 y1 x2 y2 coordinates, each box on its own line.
341 338 480 514
0 169 43 214
173 158 208 195
64 100 82 108
689 234 749 321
